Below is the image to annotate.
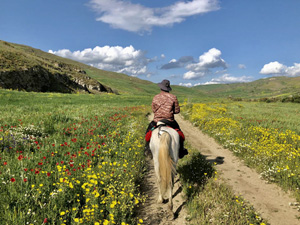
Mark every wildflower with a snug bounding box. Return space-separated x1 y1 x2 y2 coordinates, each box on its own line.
10 178 16 182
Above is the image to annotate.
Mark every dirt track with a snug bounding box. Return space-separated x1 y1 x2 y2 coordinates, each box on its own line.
139 114 300 225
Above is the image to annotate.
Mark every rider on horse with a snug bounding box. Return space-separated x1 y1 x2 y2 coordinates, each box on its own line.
145 79 188 159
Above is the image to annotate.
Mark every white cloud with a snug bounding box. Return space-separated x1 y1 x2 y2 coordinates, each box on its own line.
212 74 252 83
286 63 300 76
89 0 220 33
183 71 206 80
179 82 193 87
194 81 219 86
194 74 252 85
260 61 300 77
260 61 286 75
183 48 227 80
49 45 151 76
238 64 246 69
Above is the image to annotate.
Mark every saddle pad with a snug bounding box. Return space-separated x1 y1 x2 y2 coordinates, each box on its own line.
145 129 185 142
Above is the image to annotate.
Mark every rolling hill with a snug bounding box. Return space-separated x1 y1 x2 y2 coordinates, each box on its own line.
1 40 300 100
192 76 300 99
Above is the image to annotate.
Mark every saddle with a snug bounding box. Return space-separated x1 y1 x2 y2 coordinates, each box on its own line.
145 120 185 142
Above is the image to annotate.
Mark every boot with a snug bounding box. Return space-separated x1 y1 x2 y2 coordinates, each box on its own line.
144 141 153 159
179 141 188 159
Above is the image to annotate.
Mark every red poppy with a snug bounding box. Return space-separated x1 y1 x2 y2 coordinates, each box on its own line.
11 178 16 182
3 162 7 166
35 171 39 174
47 172 51 177
24 168 28 172
43 218 48 223
23 178 28 182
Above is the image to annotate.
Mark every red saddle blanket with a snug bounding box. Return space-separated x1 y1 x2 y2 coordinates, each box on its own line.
145 128 185 142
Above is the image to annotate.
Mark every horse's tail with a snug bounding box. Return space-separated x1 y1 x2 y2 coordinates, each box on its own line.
158 132 176 198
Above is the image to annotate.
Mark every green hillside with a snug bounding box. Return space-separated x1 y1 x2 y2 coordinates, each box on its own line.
0 40 203 97
193 76 300 99
1 40 300 100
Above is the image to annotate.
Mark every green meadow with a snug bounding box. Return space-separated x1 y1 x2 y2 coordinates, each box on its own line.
0 89 274 224
181 100 300 205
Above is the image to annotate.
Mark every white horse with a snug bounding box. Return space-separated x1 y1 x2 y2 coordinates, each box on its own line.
150 122 180 217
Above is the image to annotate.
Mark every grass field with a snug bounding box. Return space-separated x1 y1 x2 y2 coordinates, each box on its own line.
0 89 274 225
0 89 151 224
181 100 300 202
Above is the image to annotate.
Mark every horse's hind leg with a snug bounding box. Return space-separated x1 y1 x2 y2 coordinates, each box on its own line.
157 177 163 204
167 187 174 220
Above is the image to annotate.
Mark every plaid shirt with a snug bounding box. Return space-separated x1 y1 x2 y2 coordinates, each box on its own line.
152 91 180 122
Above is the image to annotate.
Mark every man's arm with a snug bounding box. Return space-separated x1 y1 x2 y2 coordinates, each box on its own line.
174 97 180 114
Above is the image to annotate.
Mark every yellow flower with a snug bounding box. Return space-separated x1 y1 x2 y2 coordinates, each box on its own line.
69 182 74 189
60 211 65 216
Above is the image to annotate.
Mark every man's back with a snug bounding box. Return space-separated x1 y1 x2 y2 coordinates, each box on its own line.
152 91 180 122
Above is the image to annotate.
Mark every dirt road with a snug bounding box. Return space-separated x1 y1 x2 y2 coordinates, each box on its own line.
139 114 300 225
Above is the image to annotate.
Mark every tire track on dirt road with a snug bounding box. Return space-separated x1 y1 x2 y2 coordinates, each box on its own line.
176 114 300 225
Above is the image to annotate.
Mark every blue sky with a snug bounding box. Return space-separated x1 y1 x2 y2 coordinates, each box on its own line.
1 0 300 86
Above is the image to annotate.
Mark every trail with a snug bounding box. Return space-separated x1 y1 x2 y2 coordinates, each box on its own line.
139 114 300 225
176 114 299 225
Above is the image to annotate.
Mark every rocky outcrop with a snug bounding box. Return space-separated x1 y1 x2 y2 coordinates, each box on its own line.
0 65 113 93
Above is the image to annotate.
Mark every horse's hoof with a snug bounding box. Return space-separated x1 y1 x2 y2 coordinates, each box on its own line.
157 196 163 204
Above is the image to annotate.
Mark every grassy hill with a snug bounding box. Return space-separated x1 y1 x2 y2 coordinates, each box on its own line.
1 40 300 100
0 40 202 97
193 76 300 99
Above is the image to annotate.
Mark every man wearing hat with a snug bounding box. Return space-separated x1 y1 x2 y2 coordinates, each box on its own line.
145 79 188 159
